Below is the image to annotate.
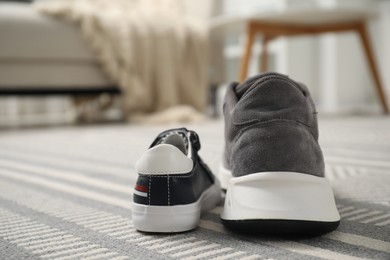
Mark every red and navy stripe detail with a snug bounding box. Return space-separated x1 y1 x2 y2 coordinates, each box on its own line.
133 182 149 201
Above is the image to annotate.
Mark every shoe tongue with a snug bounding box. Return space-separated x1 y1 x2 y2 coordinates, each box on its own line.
235 72 288 99
159 133 188 154
153 129 189 154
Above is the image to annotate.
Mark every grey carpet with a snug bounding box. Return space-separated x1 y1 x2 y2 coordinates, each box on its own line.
0 116 389 260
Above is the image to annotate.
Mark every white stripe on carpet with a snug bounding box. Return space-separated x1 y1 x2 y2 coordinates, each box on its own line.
183 247 234 260
325 231 390 253
341 209 369 218
0 159 130 193
171 243 220 257
0 168 130 208
346 210 383 221
361 213 390 224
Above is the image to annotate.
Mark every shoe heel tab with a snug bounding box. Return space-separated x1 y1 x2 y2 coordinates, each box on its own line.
135 144 193 175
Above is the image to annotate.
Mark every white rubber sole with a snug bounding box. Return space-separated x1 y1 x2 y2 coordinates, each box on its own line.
132 182 221 233
221 171 340 223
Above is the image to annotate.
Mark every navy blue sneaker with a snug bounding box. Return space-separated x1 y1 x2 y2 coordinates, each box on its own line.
132 128 221 233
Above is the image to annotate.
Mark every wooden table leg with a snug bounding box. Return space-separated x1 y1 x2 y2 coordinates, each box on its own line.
356 22 389 114
239 22 256 82
260 34 270 72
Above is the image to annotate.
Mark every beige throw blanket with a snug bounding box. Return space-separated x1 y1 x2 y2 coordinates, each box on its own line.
35 0 209 121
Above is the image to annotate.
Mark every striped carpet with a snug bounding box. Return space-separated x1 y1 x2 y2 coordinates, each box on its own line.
0 116 389 260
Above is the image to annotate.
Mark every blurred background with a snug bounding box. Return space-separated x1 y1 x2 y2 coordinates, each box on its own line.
0 0 389 128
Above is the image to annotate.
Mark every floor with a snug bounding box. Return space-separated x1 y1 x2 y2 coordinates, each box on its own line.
0 116 389 259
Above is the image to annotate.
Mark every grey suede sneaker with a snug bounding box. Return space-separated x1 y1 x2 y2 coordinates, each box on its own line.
219 72 340 235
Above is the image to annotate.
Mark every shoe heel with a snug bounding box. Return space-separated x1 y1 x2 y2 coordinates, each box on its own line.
221 172 340 234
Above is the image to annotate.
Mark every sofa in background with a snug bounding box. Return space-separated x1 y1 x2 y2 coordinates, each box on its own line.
0 1 119 96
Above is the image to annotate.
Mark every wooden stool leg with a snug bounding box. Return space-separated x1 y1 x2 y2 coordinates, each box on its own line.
239 23 256 82
260 35 270 72
357 23 389 114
